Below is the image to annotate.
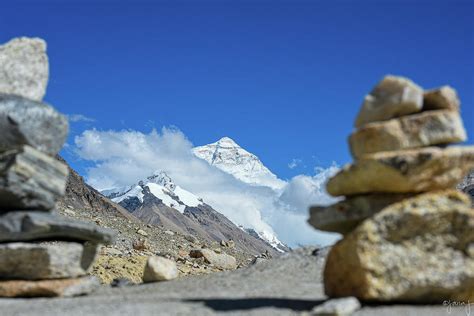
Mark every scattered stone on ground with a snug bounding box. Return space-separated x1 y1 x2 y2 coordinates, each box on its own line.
136 229 148 237
0 94 68 155
143 256 179 283
132 238 149 251
250 250 273 265
189 249 237 270
310 297 361 316
58 193 263 284
184 234 198 244
220 239 235 248
327 146 474 196
423 85 460 111
349 109 466 158
355 75 423 128
0 276 99 298
0 37 48 101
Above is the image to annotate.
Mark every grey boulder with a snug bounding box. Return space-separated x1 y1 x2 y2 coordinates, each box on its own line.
189 249 237 270
0 145 68 210
0 242 89 280
0 211 116 244
0 37 48 101
0 94 68 155
143 256 179 283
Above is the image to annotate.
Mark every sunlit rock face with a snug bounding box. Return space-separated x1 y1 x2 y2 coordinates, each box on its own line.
0 37 49 101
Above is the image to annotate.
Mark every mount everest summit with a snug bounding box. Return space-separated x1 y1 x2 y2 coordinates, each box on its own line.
193 137 286 191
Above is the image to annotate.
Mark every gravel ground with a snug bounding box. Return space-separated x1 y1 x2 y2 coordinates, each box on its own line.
0 247 462 316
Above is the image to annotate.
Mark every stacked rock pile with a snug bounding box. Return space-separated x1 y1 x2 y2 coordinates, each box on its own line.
0 37 115 297
309 75 474 302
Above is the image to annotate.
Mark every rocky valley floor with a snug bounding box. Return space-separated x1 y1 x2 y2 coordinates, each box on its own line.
56 202 266 283
0 247 465 316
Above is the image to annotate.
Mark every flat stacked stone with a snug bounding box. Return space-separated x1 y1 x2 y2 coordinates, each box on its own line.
308 75 474 302
0 37 115 297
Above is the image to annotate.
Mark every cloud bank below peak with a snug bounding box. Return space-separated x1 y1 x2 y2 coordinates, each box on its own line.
73 127 341 247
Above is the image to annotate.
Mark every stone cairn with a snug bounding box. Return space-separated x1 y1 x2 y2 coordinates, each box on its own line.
309 75 474 303
0 37 115 297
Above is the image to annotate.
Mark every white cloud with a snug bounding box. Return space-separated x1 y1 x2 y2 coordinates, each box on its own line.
74 127 341 247
68 114 96 123
288 158 302 169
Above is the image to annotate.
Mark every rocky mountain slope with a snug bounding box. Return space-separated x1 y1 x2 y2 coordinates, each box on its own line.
56 156 136 222
103 171 284 254
55 157 280 283
193 137 286 190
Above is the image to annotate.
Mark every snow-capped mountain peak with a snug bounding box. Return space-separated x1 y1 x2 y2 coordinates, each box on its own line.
193 137 286 190
146 171 176 191
102 171 202 214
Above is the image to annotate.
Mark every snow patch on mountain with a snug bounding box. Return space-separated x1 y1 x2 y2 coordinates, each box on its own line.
193 137 286 191
111 185 144 203
103 171 203 214
241 226 287 253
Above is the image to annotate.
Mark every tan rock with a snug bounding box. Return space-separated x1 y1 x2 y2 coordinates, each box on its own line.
142 256 178 283
423 85 460 111
189 249 237 270
349 110 466 158
0 242 87 280
132 238 149 251
136 229 148 237
308 194 413 234
0 276 99 298
324 190 474 302
355 75 423 128
0 37 48 101
327 146 474 196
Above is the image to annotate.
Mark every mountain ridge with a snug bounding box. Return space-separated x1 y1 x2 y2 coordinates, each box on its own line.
103 171 286 253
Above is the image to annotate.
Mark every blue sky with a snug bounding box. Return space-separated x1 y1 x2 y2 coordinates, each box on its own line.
1 0 473 180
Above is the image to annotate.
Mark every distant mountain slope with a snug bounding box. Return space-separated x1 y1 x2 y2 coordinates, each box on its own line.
103 171 283 254
193 137 286 190
56 156 136 222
